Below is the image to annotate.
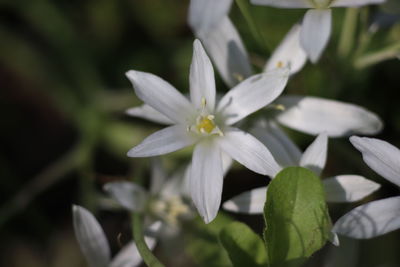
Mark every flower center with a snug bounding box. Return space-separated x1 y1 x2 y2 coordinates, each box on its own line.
189 97 223 136
196 115 216 134
150 196 189 226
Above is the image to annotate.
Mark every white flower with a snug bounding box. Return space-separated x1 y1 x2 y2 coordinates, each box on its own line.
251 0 386 62
332 136 400 239
72 205 159 267
223 122 380 215
126 41 288 223
104 159 192 230
188 0 305 86
186 0 383 137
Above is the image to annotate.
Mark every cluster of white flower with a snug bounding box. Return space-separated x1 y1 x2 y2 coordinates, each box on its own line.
72 0 400 266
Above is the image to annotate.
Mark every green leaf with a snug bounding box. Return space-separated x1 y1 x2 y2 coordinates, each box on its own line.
220 222 268 267
264 167 332 267
184 214 232 267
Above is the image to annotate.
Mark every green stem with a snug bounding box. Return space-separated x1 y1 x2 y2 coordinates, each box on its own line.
235 0 270 56
354 7 372 59
354 43 400 69
338 8 359 58
132 213 165 267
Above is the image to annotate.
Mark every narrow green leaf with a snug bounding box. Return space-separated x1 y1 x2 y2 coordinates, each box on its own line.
220 222 268 267
338 8 359 58
264 167 331 267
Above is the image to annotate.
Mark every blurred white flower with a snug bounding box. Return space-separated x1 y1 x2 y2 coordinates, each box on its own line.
104 159 192 230
223 122 380 215
251 0 386 62
186 0 383 138
333 136 400 239
125 40 289 223
72 205 159 267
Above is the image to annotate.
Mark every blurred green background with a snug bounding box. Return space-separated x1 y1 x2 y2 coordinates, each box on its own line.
1 0 399 266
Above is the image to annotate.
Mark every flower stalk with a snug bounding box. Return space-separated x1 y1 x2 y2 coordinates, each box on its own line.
132 212 165 267
338 8 359 58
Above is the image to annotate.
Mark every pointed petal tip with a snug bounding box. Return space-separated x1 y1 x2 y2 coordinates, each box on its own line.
193 38 201 47
222 200 237 212
349 135 362 144
126 148 137 158
125 70 136 79
72 204 79 213
329 232 340 247
201 213 217 224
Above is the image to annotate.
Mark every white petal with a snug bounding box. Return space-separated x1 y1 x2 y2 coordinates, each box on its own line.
149 158 166 195
218 128 281 177
190 140 223 223
218 68 289 125
300 9 332 63
182 152 231 200
223 187 267 214
300 133 328 175
160 167 186 198
190 39 216 110
110 242 142 267
188 0 232 34
72 205 111 267
126 105 173 125
265 24 307 75
196 16 252 87
329 231 340 246
103 182 148 212
125 70 194 124
251 0 312 8
323 175 381 203
275 96 383 137
250 121 302 167
350 136 400 187
110 222 161 267
127 125 198 157
331 0 385 7
333 196 400 239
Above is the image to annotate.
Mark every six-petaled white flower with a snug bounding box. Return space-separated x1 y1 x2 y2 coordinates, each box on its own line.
125 39 289 223
187 0 383 138
104 159 192 232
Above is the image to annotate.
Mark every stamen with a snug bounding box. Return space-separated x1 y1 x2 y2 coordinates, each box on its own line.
201 97 207 108
197 116 216 134
233 73 244 82
276 61 284 68
274 104 285 111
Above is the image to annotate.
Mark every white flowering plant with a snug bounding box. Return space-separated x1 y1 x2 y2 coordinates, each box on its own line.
3 0 399 266
67 0 400 266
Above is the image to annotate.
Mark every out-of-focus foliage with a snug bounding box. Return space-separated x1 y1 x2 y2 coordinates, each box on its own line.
220 221 268 267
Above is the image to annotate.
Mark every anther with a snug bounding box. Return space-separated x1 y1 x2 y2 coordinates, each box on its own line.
233 73 244 82
201 97 207 108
